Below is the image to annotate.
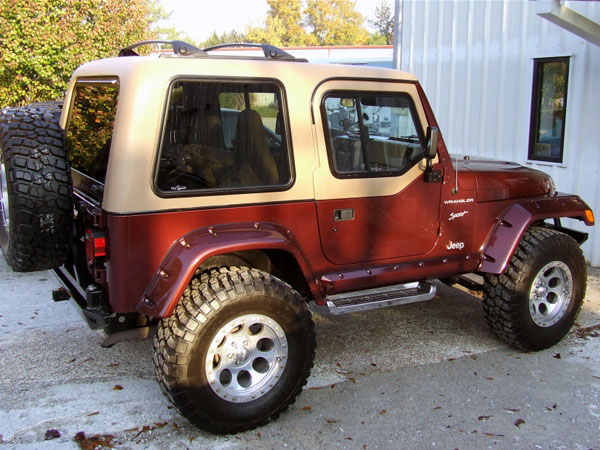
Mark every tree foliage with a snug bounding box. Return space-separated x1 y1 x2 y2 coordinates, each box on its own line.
0 0 162 106
0 0 394 107
304 0 369 46
369 0 394 45
201 30 248 48
247 0 368 46
247 0 316 46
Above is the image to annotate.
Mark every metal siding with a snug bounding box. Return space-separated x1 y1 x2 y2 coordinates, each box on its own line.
402 0 600 266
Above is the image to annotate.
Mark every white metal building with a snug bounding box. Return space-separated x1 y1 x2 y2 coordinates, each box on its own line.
397 0 600 266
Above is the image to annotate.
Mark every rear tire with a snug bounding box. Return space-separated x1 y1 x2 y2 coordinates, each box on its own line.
0 104 72 272
482 227 586 351
153 266 316 434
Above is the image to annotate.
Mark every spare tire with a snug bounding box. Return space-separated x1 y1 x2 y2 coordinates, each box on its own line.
0 103 72 272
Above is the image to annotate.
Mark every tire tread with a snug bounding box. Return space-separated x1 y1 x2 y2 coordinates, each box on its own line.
153 266 316 434
0 104 72 271
482 227 586 351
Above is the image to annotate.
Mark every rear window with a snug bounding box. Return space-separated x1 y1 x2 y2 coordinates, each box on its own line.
155 79 292 195
66 80 119 183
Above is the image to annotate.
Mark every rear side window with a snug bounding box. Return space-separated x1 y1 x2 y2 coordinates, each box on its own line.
322 93 424 177
66 80 119 183
155 79 292 195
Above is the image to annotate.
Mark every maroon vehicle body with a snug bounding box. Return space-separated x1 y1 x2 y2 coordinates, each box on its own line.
51 80 593 329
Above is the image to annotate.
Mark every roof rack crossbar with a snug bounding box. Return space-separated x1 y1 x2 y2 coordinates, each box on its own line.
202 43 296 60
119 40 207 57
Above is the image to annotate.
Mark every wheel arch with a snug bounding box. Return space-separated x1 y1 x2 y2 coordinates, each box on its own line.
199 249 313 298
478 195 593 274
136 222 317 318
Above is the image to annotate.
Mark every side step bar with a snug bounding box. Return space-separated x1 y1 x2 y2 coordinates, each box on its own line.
326 281 436 315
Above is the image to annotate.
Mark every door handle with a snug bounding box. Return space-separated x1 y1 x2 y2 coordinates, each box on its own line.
334 208 354 221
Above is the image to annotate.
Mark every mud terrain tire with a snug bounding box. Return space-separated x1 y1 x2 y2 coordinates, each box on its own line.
0 104 72 272
483 227 586 351
153 266 316 434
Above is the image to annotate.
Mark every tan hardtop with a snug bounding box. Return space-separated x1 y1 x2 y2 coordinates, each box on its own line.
61 54 422 214
68 54 417 90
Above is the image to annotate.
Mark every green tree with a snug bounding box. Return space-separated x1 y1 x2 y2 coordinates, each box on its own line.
304 0 369 46
247 0 316 46
247 0 368 47
369 0 394 45
0 0 164 106
201 30 248 48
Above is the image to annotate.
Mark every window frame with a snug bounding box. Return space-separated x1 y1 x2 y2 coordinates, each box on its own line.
320 90 426 179
527 56 570 164
152 76 295 198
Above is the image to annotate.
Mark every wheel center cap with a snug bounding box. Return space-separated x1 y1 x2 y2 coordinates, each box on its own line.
231 340 250 364
235 347 249 364
535 285 548 296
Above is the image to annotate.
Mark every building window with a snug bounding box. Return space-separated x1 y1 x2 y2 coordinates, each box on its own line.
528 57 570 163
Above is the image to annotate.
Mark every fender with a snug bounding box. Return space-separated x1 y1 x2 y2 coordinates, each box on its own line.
478 194 594 274
136 222 316 317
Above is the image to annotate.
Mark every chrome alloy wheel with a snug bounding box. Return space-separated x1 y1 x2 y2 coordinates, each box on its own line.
205 314 288 403
529 261 573 327
0 158 9 231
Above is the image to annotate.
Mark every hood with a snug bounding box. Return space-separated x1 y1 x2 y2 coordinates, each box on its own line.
456 157 553 202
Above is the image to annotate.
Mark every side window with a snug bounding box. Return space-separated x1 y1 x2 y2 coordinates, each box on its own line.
323 93 424 177
156 80 291 194
528 57 569 163
66 80 119 184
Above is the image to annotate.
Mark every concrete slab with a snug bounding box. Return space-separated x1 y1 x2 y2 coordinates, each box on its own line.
0 258 598 448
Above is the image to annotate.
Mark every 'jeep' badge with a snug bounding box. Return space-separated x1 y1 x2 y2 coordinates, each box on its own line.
446 241 465 250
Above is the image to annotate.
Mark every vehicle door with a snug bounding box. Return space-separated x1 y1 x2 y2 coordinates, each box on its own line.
313 80 442 265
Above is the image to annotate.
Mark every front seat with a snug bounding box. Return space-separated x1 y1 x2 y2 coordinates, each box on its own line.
234 109 279 185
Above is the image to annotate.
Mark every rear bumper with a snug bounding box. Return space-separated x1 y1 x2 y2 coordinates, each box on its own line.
52 265 111 330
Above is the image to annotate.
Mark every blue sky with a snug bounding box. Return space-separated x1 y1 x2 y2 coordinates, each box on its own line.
157 0 385 43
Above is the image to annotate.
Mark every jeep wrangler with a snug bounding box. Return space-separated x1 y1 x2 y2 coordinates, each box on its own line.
0 41 595 434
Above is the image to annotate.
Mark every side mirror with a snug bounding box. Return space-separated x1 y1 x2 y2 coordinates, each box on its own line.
426 126 438 159
424 126 442 183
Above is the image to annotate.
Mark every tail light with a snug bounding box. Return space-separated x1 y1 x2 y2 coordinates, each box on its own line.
85 228 106 263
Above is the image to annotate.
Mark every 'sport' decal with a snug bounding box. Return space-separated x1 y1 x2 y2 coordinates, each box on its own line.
449 210 468 221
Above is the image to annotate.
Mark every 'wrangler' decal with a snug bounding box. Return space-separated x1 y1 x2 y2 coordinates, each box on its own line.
444 198 474 205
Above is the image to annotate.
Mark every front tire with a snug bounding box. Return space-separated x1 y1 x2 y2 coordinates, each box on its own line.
153 266 316 434
483 227 586 351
